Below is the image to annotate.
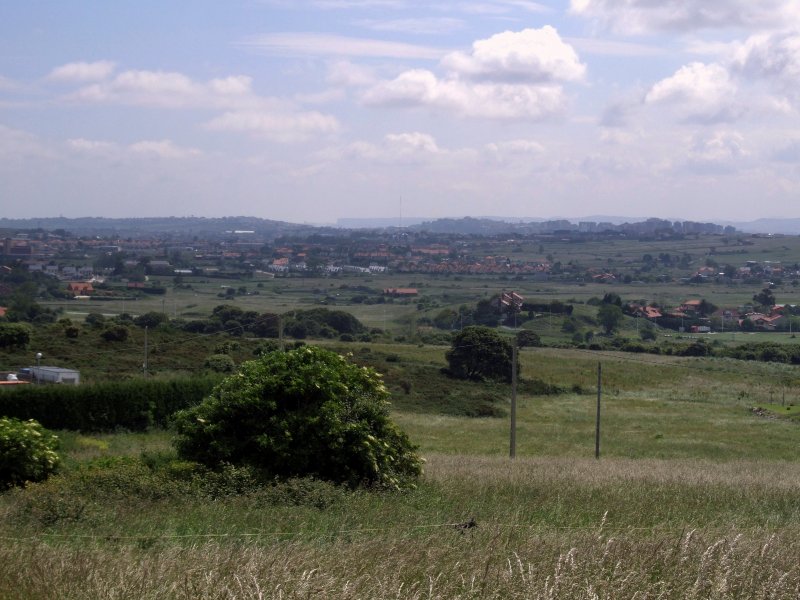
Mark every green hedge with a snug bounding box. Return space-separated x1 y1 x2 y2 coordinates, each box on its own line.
0 377 220 432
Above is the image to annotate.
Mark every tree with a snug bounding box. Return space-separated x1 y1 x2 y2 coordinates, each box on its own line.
134 311 169 329
516 329 542 348
0 323 32 349
640 323 657 341
445 326 515 382
173 346 422 489
251 312 280 338
101 324 130 342
753 288 775 309
597 303 624 334
698 299 717 317
473 298 499 327
601 292 623 306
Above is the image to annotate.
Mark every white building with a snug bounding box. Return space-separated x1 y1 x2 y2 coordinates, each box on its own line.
30 366 81 385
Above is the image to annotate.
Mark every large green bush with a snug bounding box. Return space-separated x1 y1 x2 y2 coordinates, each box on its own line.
173 346 423 489
0 417 60 490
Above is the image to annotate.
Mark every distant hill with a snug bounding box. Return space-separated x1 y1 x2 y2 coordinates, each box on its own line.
0 214 772 237
730 219 800 235
0 216 317 239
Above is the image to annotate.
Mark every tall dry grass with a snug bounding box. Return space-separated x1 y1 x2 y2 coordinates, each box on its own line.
2 454 800 598
0 528 797 599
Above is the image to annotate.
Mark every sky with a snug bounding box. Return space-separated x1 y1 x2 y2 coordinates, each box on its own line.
2 0 800 224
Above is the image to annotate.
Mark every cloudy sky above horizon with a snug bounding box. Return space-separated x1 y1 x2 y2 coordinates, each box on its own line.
2 1 800 224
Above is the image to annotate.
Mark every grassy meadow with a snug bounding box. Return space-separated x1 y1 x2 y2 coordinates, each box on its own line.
4 231 800 596
2 340 800 598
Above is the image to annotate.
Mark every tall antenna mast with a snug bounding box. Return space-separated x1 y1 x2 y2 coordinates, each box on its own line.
399 195 403 229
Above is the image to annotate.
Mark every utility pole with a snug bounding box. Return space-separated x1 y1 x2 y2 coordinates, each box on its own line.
143 326 149 377
595 362 602 459
278 315 284 350
510 339 518 459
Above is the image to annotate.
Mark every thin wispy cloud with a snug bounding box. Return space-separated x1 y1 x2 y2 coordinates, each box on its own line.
239 33 445 59
354 17 465 35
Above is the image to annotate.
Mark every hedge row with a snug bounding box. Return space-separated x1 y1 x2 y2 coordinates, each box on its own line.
0 376 220 432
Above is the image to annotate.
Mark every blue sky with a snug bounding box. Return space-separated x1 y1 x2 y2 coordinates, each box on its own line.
2 1 800 224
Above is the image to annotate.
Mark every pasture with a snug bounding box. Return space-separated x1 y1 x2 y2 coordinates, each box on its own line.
4 231 800 597
2 342 800 598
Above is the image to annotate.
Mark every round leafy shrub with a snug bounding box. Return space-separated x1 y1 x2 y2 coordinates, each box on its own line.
101 324 129 342
203 353 236 373
134 311 170 329
0 417 60 490
173 346 423 489
516 329 542 348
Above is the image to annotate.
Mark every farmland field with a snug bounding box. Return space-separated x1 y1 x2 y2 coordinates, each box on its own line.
3 231 800 597
2 339 800 598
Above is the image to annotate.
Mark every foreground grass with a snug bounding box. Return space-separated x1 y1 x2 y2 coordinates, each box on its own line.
2 454 800 598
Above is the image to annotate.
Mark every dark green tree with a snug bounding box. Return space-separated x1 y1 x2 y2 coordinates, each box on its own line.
601 292 623 306
698 299 717 317
473 298 499 327
597 303 624 334
100 324 130 342
173 346 422 489
0 323 32 349
134 311 169 329
516 329 542 348
445 326 515 382
753 288 776 309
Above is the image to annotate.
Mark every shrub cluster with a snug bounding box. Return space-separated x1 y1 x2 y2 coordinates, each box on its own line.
282 308 366 339
0 377 219 432
0 417 60 490
173 346 422 489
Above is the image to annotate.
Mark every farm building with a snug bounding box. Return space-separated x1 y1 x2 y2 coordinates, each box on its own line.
29 366 81 385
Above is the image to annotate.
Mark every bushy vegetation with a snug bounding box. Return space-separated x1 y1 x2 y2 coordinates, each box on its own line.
0 417 60 490
445 326 514 382
0 377 219 431
0 322 32 349
282 308 367 339
173 346 422 489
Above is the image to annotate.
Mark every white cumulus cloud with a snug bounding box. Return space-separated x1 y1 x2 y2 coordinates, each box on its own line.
363 26 580 120
731 31 800 100
442 27 585 83
569 0 800 34
645 62 740 122
364 69 566 119
66 70 266 110
684 130 750 173
47 60 116 83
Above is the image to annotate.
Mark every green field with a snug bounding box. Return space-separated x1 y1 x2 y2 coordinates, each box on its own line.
2 339 800 598
34 231 800 357
4 231 800 597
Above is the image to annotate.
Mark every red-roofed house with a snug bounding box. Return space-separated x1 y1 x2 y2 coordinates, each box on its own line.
383 288 418 297
67 282 93 295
